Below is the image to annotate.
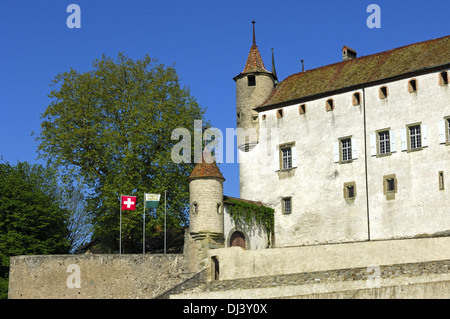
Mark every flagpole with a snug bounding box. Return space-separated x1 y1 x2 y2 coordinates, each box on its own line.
119 194 122 255
164 190 167 255
143 193 146 254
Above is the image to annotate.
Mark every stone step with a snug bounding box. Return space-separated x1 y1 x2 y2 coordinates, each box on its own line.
172 274 450 299
169 259 450 299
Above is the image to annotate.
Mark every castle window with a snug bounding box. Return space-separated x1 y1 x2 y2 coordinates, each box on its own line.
236 112 241 124
251 115 259 123
383 174 397 200
326 99 334 111
247 75 256 86
401 123 428 151
262 114 266 121
281 147 292 170
379 86 388 99
439 71 448 86
276 109 283 119
439 171 445 190
378 130 390 154
282 197 292 214
277 143 297 171
347 185 355 198
352 92 361 106
341 138 352 162
299 104 306 115
409 124 422 150
192 202 198 214
217 203 222 214
344 182 356 201
334 137 358 163
408 79 417 93
387 178 395 192
370 129 396 156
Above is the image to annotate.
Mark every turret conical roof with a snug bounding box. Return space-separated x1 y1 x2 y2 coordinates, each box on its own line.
188 152 225 181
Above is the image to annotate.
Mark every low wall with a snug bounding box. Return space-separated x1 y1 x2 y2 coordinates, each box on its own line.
8 254 188 299
207 237 450 281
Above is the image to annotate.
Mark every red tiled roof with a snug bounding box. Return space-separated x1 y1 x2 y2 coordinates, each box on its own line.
188 152 225 181
241 44 271 74
257 35 450 110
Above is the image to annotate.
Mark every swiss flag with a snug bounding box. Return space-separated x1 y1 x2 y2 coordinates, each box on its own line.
121 195 137 210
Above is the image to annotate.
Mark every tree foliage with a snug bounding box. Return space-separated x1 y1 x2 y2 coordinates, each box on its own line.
37 53 208 253
0 161 71 298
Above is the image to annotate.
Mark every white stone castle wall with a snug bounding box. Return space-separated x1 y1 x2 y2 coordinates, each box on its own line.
223 205 268 250
239 69 450 247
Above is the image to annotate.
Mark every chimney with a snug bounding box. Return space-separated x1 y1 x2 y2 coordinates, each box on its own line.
342 45 357 61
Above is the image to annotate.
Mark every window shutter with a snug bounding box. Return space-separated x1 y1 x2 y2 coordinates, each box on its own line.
351 137 358 159
439 120 446 144
370 133 377 156
274 148 280 171
291 146 298 168
400 128 407 151
389 130 397 153
334 141 340 163
421 124 428 147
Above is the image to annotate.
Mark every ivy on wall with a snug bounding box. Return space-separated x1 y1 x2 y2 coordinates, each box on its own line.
224 198 274 244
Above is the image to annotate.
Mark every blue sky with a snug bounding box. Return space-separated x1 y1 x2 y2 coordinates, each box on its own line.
1 0 449 198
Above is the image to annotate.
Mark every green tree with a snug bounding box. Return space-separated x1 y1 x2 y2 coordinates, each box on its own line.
37 53 208 253
0 161 71 298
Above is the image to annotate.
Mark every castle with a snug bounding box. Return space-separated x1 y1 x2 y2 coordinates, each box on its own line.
8 25 450 299
187 23 450 254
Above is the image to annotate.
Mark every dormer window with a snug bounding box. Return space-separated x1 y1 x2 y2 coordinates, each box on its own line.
247 75 256 86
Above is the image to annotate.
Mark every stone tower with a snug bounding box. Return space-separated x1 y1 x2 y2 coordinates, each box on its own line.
184 152 225 272
233 20 277 151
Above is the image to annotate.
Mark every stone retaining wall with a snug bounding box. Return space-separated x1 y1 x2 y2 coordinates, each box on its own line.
8 254 189 299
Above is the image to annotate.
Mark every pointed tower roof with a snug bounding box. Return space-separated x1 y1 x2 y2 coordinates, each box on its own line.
188 152 225 181
234 21 275 81
241 21 270 74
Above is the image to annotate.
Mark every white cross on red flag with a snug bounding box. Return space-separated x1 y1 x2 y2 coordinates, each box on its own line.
121 195 137 210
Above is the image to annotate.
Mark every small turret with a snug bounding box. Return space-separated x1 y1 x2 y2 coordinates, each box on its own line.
184 152 225 272
188 152 225 235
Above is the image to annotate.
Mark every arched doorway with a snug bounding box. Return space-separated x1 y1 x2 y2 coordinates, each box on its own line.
230 231 246 249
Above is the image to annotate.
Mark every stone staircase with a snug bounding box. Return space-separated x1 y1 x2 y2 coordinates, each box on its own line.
158 259 450 299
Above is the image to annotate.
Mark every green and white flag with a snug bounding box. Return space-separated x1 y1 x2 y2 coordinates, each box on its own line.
145 193 161 209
